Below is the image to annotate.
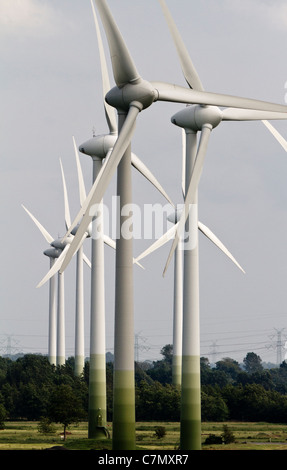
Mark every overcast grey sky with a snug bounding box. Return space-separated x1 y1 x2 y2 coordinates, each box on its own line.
1 0 287 364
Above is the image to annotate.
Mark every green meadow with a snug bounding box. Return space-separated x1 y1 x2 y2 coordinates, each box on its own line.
1 421 287 450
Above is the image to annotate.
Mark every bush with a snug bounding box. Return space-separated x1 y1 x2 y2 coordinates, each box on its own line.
154 426 166 439
37 417 56 434
222 424 235 444
203 434 223 445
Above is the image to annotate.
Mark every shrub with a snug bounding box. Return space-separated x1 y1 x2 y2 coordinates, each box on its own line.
203 434 223 445
154 426 166 439
37 417 56 434
222 424 235 444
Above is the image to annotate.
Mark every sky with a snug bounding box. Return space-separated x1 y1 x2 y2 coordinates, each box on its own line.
1 0 287 365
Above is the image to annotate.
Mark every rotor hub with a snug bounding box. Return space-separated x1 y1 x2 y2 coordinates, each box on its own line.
171 105 222 131
167 206 183 224
106 79 158 112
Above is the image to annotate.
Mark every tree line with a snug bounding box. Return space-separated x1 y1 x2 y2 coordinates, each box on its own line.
1 346 287 424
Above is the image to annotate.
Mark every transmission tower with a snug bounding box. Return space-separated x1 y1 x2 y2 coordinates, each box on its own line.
207 341 219 364
266 328 286 364
0 335 22 357
134 332 150 363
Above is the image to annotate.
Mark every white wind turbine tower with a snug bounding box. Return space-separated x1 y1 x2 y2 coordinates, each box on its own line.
58 0 287 450
69 141 92 377
42 247 59 365
159 0 287 450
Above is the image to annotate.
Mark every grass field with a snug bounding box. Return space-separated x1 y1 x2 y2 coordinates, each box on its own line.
1 421 287 450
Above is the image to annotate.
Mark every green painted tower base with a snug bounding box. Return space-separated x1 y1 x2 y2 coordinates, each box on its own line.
172 355 182 387
180 355 201 450
112 370 135 450
88 354 107 439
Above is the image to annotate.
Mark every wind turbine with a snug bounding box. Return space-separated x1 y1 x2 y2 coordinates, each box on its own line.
135 202 245 387
53 157 91 372
57 0 287 450
70 141 92 377
43 247 58 365
135 128 245 388
22 158 92 368
74 0 175 440
158 0 287 450
21 203 73 366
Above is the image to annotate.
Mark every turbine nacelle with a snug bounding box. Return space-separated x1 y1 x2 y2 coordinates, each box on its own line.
79 134 117 159
44 247 62 259
171 104 222 132
71 222 92 238
51 235 73 250
105 79 158 112
167 206 183 224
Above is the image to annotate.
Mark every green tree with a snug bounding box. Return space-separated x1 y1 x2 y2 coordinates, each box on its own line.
0 404 7 429
135 381 180 421
201 392 229 421
216 357 242 381
47 384 86 440
16 382 49 420
243 352 263 374
147 345 173 384
160 344 173 364
6 354 55 387
221 384 244 421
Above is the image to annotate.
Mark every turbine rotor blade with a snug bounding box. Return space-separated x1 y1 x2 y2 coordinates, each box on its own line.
152 81 287 114
60 104 140 273
222 108 287 121
59 159 71 230
73 136 87 206
90 0 117 133
22 205 54 244
94 0 140 87
262 120 287 152
159 0 204 91
103 233 116 250
198 222 245 273
83 252 91 268
182 129 186 197
136 218 245 274
163 125 212 275
131 153 174 206
135 224 178 263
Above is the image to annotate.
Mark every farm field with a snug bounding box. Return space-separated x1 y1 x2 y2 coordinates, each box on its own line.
1 421 287 450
